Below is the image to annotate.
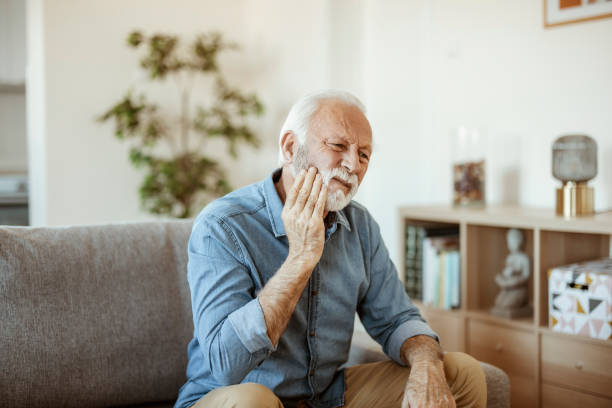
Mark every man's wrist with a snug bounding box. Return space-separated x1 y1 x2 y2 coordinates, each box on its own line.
285 251 318 272
410 357 444 371
401 335 444 367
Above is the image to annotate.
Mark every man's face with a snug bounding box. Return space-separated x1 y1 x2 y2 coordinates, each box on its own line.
291 101 372 211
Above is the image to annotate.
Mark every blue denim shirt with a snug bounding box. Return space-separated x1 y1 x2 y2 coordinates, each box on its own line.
175 169 438 408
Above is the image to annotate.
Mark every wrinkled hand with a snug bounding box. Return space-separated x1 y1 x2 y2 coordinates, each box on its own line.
401 360 456 408
282 167 328 269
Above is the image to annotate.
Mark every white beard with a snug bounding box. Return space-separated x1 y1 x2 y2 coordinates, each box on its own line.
290 144 359 212
319 167 358 211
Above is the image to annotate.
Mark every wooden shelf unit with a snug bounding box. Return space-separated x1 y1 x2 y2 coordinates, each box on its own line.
398 205 612 408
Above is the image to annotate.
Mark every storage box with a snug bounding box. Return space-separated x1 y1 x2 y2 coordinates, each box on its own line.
548 258 612 340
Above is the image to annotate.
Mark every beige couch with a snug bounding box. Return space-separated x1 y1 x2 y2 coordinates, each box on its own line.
0 221 509 407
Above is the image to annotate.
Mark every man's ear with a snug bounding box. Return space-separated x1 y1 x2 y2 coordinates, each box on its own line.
280 131 297 164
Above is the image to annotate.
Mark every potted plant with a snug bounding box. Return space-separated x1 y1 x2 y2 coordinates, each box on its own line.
98 30 263 218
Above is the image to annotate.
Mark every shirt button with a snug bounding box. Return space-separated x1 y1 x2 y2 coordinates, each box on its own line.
309 330 315 337
309 369 315 376
312 290 318 296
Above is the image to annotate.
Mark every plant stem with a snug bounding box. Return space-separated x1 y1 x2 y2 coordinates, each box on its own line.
180 87 190 154
195 133 207 153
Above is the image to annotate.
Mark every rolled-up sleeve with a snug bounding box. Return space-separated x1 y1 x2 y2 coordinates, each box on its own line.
227 298 275 353
188 216 275 385
357 214 439 367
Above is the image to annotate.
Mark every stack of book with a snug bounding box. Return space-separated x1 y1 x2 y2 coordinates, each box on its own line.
404 225 425 300
404 224 461 309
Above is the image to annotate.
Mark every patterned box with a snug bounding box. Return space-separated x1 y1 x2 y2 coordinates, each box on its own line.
548 258 612 340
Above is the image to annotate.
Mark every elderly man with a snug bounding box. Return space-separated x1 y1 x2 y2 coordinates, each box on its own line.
175 91 486 408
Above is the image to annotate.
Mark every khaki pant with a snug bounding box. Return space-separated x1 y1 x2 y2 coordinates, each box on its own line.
192 352 487 408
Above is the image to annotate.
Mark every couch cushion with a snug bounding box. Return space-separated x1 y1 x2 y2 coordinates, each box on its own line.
0 221 194 407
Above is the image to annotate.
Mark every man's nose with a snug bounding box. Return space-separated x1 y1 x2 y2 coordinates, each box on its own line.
342 149 360 174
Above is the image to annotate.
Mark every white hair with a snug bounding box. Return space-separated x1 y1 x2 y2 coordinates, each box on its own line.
278 90 367 165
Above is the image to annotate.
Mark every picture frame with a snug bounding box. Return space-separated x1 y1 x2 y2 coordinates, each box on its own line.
544 0 612 27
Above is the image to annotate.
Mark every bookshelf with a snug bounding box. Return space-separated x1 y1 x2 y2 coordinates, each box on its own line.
398 205 612 408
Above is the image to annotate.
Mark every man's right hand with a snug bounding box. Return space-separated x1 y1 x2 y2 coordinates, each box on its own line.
281 167 328 270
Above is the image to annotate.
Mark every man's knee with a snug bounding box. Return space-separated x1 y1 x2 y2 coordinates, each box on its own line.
193 382 283 408
444 351 483 380
443 352 487 408
233 383 283 407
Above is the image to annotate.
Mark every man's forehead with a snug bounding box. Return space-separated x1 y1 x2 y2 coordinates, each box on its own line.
316 99 362 119
332 132 372 150
312 100 372 146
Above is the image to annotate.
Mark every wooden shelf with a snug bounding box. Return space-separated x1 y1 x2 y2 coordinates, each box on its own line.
412 300 462 316
398 204 611 408
414 303 535 331
537 326 612 348
466 309 535 331
399 204 612 235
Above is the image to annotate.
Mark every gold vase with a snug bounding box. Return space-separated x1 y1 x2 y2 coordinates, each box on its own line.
555 181 594 218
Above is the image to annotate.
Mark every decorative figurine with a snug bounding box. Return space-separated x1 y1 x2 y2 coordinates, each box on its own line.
491 229 532 318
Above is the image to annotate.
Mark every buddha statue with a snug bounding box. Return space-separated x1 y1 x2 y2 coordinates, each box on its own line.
491 229 532 318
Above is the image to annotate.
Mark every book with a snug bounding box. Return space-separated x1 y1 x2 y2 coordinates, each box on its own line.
451 251 461 308
404 224 459 303
404 225 425 300
421 233 460 310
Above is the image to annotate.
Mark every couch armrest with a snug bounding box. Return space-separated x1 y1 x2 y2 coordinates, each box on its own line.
480 362 510 408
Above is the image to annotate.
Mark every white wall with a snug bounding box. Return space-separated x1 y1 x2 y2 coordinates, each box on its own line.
328 0 364 97
26 0 46 222
0 0 26 83
0 0 27 174
359 0 612 265
0 92 27 173
28 0 332 225
27 0 612 270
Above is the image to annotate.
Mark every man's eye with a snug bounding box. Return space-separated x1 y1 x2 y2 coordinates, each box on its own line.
329 143 344 150
360 153 370 160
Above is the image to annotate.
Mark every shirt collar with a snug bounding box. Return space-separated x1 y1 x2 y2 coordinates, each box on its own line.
262 168 351 238
263 168 286 238
325 208 351 232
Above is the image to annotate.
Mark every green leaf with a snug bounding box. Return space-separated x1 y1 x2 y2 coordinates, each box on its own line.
127 31 143 47
97 30 265 218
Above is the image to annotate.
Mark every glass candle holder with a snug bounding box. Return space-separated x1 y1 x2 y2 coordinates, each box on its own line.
451 127 485 207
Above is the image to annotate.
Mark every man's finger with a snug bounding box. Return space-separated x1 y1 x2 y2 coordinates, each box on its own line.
304 174 322 216
285 169 307 208
313 183 327 219
294 167 317 211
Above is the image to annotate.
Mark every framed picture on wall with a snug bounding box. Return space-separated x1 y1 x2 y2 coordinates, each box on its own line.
544 0 612 27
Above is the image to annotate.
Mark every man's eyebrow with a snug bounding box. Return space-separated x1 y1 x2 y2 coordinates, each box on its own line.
361 144 372 151
328 134 348 142
327 134 372 151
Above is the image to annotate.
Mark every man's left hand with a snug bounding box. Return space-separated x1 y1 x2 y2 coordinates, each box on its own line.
401 359 455 408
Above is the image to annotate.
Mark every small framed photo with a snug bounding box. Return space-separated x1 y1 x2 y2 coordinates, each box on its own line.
544 0 612 27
